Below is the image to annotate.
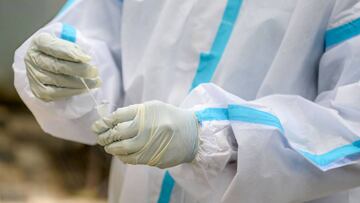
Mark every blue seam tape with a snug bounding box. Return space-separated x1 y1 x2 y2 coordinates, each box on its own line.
158 0 243 202
190 0 243 90
57 0 76 16
299 140 360 167
157 171 175 203
195 108 229 121
325 17 360 49
228 105 284 133
195 105 284 133
60 23 77 43
195 105 360 168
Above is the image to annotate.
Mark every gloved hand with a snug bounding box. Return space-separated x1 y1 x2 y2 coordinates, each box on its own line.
25 33 101 102
92 101 199 169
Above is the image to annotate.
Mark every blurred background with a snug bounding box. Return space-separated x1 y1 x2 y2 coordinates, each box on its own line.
0 1 111 202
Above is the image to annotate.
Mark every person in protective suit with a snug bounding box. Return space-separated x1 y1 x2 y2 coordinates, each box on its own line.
13 0 360 202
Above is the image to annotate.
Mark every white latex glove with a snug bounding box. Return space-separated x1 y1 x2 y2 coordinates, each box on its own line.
92 101 199 169
25 33 101 102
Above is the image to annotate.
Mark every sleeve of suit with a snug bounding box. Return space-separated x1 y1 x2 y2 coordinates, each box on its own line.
170 1 360 202
13 0 123 144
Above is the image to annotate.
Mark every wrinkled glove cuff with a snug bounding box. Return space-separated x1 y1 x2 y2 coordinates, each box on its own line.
191 124 233 178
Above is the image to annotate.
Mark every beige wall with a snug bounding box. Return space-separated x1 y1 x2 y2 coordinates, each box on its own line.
0 0 66 102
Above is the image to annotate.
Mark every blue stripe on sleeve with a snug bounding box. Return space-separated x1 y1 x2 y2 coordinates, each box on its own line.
60 23 77 43
195 105 284 133
325 17 360 49
195 105 360 169
300 140 360 167
195 108 229 122
228 105 284 133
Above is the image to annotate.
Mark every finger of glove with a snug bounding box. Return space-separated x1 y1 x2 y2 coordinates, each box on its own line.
27 70 87 102
26 49 98 78
92 105 139 134
116 154 138 165
33 33 91 63
26 61 101 89
96 121 138 146
104 133 148 156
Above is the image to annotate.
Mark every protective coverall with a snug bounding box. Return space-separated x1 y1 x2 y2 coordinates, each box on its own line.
13 0 360 202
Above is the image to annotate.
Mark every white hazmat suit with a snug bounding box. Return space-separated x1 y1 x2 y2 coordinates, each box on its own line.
12 0 360 202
